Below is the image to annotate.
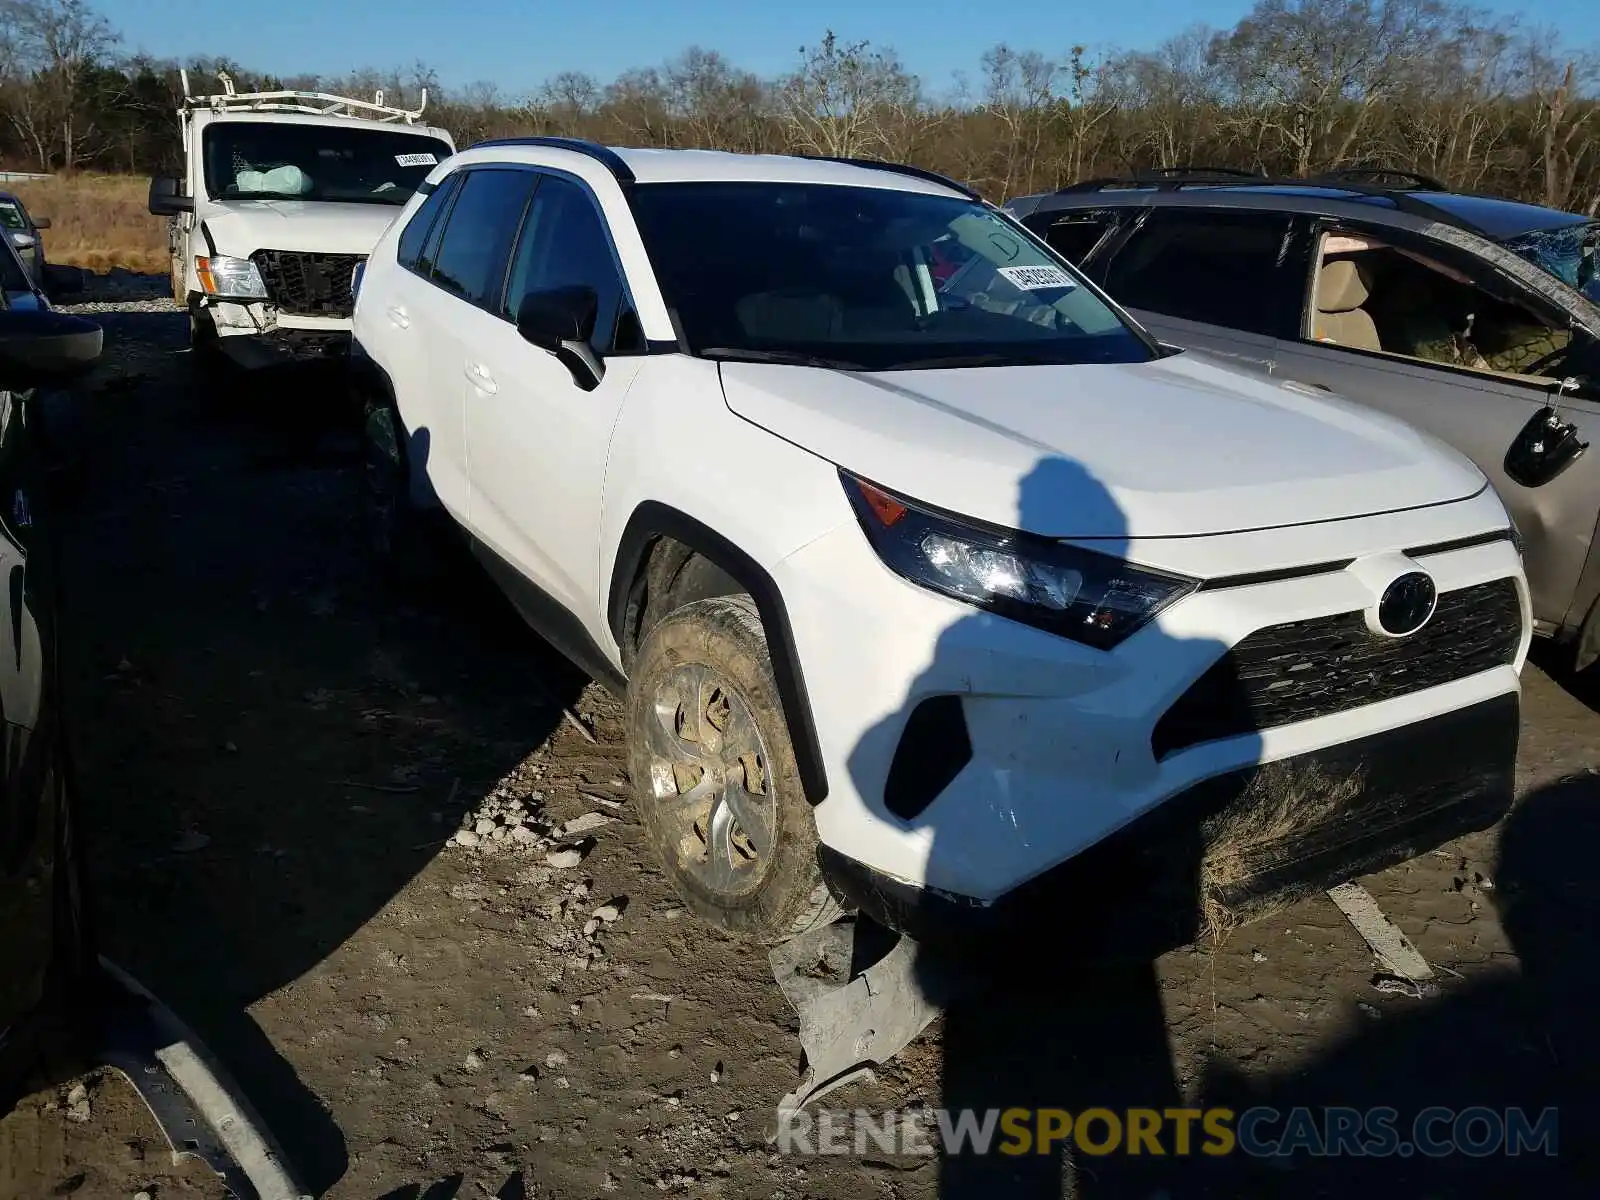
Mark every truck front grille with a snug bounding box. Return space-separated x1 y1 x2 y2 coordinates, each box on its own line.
251 250 364 318
1151 577 1522 760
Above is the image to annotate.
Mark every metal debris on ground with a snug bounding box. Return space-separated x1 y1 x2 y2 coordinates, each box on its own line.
1372 973 1442 1000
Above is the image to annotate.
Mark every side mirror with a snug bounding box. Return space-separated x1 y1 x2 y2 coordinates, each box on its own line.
515 286 605 391
0 310 103 389
148 176 192 217
1505 402 1589 488
31 216 49 231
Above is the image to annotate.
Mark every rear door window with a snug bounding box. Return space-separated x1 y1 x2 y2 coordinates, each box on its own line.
1101 209 1310 339
1030 211 1118 266
429 168 538 310
397 173 460 272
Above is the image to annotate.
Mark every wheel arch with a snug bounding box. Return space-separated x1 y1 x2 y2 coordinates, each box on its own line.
607 501 829 805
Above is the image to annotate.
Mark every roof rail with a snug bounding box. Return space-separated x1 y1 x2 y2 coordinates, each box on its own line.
1049 172 1486 235
1313 165 1448 192
1140 165 1267 180
468 136 636 184
177 68 428 124
797 155 983 201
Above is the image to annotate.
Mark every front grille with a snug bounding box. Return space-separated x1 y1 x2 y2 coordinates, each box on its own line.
251 250 364 317
1152 577 1521 760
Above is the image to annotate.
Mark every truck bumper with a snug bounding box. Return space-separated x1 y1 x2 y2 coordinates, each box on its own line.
215 328 352 371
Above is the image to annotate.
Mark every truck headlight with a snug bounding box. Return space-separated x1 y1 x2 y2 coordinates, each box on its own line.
843 471 1197 650
196 254 268 301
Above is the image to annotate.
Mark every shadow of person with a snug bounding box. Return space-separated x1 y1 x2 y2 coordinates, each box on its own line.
1194 771 1600 1198
842 453 1263 1197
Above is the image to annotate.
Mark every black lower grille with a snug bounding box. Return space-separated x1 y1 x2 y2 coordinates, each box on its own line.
1152 577 1522 760
251 249 363 317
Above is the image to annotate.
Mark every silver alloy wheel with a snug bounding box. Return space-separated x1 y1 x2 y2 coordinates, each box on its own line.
645 662 776 895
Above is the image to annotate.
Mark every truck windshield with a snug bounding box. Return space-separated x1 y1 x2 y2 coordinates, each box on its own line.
202 122 453 206
626 181 1154 371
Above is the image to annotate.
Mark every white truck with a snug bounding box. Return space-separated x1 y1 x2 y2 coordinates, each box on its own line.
147 71 456 372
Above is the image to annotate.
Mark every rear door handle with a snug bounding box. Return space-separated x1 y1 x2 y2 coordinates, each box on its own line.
464 361 497 394
386 305 409 329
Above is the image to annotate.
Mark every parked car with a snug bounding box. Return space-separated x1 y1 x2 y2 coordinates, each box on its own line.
0 217 53 312
1004 168 1600 670
352 139 1529 951
0 305 308 1196
0 190 50 287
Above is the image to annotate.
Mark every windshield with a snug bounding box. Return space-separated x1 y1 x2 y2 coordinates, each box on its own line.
1501 222 1600 305
625 181 1153 370
201 122 453 206
0 201 26 232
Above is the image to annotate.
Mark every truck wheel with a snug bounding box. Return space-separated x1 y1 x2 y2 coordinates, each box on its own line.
626 594 841 943
187 309 227 385
360 395 444 586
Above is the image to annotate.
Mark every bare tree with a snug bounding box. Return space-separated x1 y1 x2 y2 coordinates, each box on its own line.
1210 0 1456 175
1525 47 1598 210
0 0 119 169
776 30 920 158
979 44 1061 196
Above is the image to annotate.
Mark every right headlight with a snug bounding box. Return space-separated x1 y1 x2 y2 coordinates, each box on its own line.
195 254 268 301
842 470 1197 650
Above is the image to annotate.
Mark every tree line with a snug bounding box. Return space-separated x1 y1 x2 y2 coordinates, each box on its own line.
1 0 1596 213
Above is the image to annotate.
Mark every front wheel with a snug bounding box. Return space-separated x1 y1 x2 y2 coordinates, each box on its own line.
626 594 841 943
360 395 445 588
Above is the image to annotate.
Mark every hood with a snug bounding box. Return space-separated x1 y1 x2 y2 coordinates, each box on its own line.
718 352 1487 540
198 199 403 256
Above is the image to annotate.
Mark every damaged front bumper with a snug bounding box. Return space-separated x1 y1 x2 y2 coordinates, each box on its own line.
92 958 312 1199
203 297 354 371
819 691 1520 957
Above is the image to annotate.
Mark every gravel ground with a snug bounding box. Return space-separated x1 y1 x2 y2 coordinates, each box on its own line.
4 278 1600 1199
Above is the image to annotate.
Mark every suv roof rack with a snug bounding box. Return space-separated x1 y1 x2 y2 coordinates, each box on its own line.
1051 171 1486 236
468 136 636 184
1141 165 1267 180
798 155 982 201
1313 165 1448 191
178 69 428 124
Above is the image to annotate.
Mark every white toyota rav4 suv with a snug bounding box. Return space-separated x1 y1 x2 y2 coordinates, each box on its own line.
350 137 1530 953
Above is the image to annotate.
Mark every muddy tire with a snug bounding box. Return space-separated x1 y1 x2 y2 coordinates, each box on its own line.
626 594 841 943
187 308 228 387
360 394 445 588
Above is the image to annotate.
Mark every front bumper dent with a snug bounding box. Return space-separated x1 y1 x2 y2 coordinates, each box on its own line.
818 691 1519 956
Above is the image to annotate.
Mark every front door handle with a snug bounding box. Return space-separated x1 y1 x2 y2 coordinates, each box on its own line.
464 361 497 394
386 305 409 330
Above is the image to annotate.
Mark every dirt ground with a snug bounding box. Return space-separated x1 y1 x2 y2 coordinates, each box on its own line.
4 282 1599 1198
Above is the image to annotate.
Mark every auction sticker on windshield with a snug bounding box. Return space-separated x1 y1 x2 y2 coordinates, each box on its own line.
998 265 1077 290
395 152 439 167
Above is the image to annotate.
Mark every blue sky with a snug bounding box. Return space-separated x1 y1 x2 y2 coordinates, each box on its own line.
102 0 1591 95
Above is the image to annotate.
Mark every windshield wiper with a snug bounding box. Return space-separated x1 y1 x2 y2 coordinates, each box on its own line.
698 346 866 371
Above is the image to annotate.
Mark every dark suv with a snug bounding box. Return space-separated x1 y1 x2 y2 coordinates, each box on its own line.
1004 168 1600 669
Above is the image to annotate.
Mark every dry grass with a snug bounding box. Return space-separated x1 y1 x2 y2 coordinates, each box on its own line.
7 172 168 274
1198 760 1369 938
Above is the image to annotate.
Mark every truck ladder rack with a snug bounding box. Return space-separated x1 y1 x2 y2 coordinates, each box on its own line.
178 69 428 124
